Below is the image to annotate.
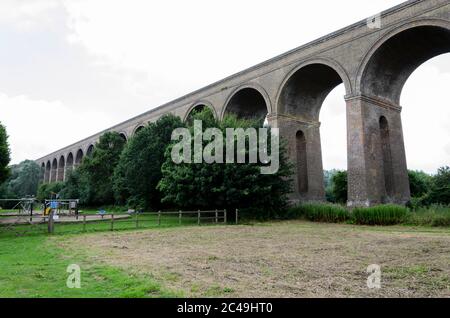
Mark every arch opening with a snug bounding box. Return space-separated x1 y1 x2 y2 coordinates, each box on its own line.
278 63 344 121
119 133 127 142
278 63 347 200
40 163 45 183
66 152 74 176
361 25 450 104
224 88 268 122
86 145 94 157
134 126 145 136
51 159 58 183
44 162 51 183
186 104 215 125
75 149 84 167
58 156 65 182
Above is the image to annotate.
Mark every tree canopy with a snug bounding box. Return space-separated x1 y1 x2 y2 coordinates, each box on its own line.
0 122 11 185
113 114 185 210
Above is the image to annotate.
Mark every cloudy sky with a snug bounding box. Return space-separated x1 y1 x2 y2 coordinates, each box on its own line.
1 0 449 173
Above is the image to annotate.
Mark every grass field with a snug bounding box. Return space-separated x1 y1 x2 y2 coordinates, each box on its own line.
0 220 449 298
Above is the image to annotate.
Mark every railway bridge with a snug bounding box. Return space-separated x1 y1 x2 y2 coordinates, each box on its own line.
36 0 450 207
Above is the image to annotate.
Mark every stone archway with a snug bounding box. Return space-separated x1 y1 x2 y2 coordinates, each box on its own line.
276 60 350 202
348 21 450 206
223 86 270 122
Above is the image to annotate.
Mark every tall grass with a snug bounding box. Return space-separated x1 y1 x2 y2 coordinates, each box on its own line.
287 203 350 223
406 205 450 227
352 205 407 225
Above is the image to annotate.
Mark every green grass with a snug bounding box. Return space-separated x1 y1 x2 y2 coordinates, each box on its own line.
352 205 408 225
0 234 182 298
406 205 450 227
286 203 350 223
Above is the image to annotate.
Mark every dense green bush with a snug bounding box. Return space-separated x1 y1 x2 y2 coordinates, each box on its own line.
428 167 450 205
158 109 293 219
331 171 347 204
352 205 407 225
287 203 350 223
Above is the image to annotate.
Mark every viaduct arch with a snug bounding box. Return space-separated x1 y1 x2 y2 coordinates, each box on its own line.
35 1 450 207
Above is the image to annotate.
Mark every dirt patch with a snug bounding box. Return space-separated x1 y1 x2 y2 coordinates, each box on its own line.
59 221 450 298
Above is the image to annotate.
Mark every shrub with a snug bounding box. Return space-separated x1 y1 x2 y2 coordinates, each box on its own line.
287 203 350 223
352 205 407 225
331 171 347 204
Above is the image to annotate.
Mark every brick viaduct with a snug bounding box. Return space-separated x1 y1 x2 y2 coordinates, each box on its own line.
36 0 450 207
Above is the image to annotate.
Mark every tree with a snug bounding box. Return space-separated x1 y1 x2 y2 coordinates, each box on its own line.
331 170 347 204
79 132 126 206
408 170 432 198
157 110 293 219
0 122 11 185
113 114 185 210
1 160 41 198
428 166 450 205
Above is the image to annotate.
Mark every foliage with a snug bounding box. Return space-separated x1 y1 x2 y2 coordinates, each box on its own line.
36 182 65 201
113 114 185 210
405 205 450 227
352 205 407 225
157 109 293 219
0 122 11 185
428 166 450 205
331 170 347 204
408 170 432 198
286 203 350 223
59 169 82 200
77 132 126 206
0 160 41 199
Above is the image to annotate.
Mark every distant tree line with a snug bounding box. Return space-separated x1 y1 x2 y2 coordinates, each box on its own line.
324 168 450 207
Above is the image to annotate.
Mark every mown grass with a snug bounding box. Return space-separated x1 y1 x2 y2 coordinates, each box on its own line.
0 234 182 297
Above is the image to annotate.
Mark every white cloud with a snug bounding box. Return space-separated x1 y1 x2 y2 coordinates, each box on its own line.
0 93 115 164
0 0 60 30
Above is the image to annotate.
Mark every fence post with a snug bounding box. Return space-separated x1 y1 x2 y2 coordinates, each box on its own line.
83 215 86 232
135 213 139 229
197 210 200 226
48 210 54 234
179 210 182 225
111 214 114 231
224 209 227 224
215 209 218 223
158 211 161 226
236 209 239 225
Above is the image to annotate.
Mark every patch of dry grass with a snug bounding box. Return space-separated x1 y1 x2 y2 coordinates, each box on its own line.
59 221 450 298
